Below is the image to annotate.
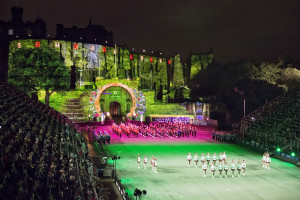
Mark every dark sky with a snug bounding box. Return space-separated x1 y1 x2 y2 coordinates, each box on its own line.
1 0 300 63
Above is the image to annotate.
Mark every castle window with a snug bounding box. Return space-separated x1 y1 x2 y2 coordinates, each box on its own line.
8 29 13 35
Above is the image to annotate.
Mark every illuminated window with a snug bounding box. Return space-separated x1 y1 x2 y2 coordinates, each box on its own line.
17 43 22 48
55 42 60 48
35 42 40 48
8 29 13 35
73 43 78 49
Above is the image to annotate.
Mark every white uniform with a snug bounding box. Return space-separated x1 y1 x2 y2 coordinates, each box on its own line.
137 155 141 169
154 159 158 173
211 165 216 178
202 163 208 177
194 155 198 167
187 154 192 166
218 163 223 178
231 162 236 177
144 157 148 170
242 161 246 176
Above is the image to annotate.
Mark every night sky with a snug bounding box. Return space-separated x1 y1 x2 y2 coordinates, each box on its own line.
1 0 300 63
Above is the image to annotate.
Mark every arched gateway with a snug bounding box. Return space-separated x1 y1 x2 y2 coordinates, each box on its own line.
95 82 136 117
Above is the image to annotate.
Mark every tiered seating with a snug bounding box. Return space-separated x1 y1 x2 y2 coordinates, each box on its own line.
0 83 107 200
241 87 300 155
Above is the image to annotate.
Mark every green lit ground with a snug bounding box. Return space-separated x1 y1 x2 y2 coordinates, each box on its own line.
106 142 300 200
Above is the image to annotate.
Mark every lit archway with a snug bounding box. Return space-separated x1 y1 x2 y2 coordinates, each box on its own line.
95 82 136 117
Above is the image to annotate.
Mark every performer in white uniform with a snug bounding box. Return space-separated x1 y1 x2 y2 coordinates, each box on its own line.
151 156 154 171
154 158 158 173
211 163 216 178
206 153 211 166
218 161 223 178
144 155 148 170
187 152 192 167
194 153 199 168
137 153 141 169
224 161 229 178
222 152 226 163
202 161 208 177
200 153 205 165
212 152 217 165
231 160 236 178
218 152 223 163
241 160 246 176
266 154 271 170
262 152 266 169
237 160 242 177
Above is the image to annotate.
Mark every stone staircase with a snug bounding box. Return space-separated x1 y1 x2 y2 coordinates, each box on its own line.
64 98 86 122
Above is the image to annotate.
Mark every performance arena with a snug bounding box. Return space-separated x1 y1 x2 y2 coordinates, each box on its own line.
1 38 300 200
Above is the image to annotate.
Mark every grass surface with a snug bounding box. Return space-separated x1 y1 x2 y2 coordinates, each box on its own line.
38 90 84 112
106 142 300 200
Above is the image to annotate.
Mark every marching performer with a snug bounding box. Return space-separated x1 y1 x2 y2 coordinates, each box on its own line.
231 160 236 178
206 152 211 166
262 152 267 169
218 152 223 163
211 163 216 178
224 161 229 178
242 160 246 176
144 155 148 170
212 152 217 165
202 161 208 177
218 161 223 178
187 152 192 167
237 160 242 177
200 153 205 165
137 153 141 169
222 152 227 163
154 158 158 174
266 153 271 170
194 153 199 168
151 156 154 171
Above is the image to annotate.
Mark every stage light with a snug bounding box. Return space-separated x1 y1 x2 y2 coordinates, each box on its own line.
291 152 295 157
143 49 146 52
134 188 147 197
276 147 281 152
105 40 108 44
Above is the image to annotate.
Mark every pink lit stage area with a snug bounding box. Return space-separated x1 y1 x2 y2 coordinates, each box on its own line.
80 124 215 144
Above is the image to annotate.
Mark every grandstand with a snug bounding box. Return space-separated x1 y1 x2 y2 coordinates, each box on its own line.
240 87 300 162
0 83 109 200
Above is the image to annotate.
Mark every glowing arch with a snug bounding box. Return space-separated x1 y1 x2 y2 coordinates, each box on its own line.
95 82 136 117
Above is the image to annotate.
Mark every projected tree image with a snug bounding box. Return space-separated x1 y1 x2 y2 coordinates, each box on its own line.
9 45 70 107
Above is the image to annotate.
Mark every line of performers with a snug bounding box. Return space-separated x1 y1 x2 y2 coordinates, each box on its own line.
137 154 158 173
187 152 247 178
112 122 197 138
